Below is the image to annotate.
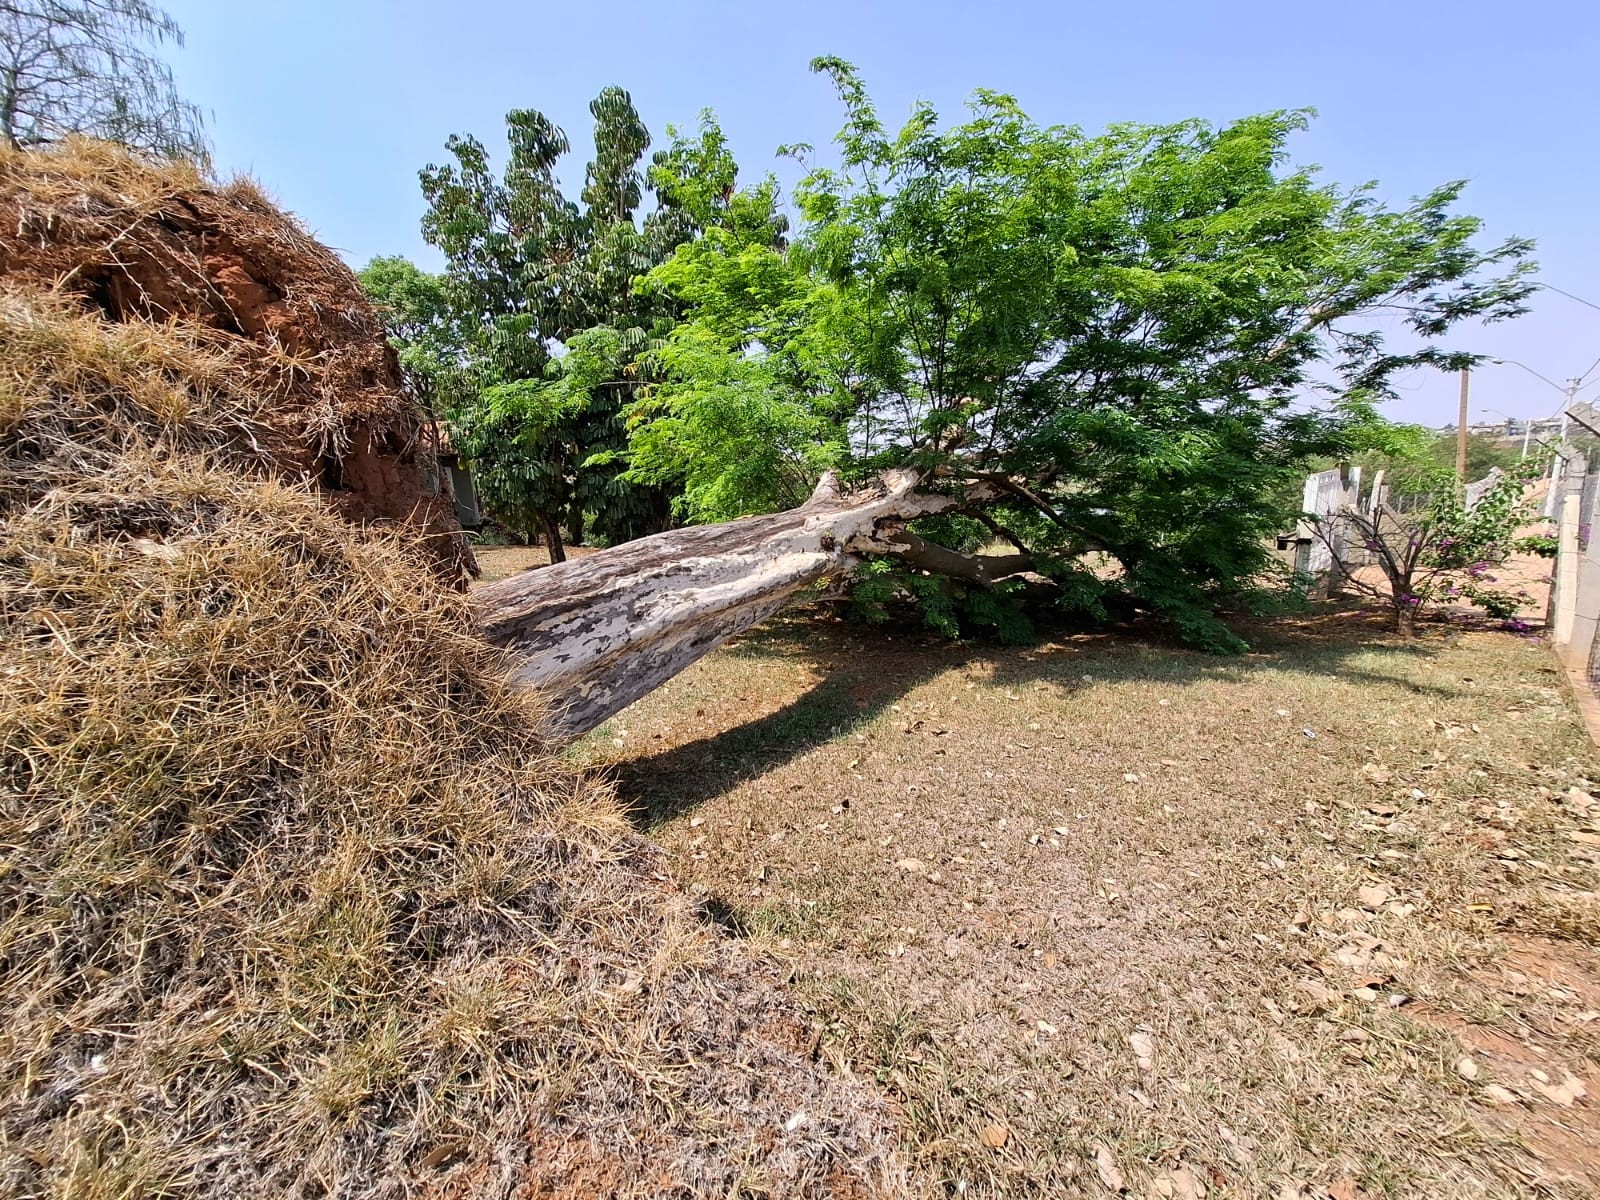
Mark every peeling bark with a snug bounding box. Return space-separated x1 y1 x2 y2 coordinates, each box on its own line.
476 471 980 739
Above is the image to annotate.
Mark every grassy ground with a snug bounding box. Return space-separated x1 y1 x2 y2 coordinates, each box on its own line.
567 604 1600 1199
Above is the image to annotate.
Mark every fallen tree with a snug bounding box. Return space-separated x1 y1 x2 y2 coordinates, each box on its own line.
478 468 1027 737
492 64 1538 657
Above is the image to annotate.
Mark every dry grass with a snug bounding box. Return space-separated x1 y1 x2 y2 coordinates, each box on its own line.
0 287 292 502
0 138 384 458
584 607 1600 1198
0 218 903 1196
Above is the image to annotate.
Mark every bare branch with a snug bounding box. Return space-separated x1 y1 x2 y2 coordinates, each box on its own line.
874 530 1034 587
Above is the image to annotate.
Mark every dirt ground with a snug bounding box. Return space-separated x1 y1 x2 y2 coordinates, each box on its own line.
471 543 599 584
1342 551 1556 626
572 607 1600 1198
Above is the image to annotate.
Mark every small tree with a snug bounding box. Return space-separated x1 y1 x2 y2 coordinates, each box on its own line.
0 1 205 158
1313 461 1541 635
357 255 469 414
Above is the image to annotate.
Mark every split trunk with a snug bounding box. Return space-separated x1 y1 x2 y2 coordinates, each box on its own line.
475 471 1012 739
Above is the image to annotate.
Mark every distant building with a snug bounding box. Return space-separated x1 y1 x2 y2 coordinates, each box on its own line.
1438 416 1562 440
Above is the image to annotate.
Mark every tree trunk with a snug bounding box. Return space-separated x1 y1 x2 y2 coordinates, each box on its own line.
566 503 585 550
476 471 994 739
1395 604 1417 637
540 511 567 564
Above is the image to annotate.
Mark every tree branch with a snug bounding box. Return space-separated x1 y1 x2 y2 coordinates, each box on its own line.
954 468 1073 531
869 530 1034 587
964 507 1033 555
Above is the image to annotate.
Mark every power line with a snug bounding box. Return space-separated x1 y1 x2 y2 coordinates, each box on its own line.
1537 282 1600 315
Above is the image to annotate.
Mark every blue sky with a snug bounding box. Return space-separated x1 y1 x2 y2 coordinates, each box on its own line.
160 0 1598 427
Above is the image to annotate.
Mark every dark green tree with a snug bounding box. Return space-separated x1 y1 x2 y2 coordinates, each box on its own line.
411 88 703 558
0 0 205 157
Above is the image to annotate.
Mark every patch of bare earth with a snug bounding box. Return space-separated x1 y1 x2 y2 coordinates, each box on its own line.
472 543 600 585
578 610 1600 1198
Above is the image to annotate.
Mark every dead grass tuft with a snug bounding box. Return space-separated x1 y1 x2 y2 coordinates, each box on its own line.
0 178 903 1196
0 138 376 455
0 287 292 498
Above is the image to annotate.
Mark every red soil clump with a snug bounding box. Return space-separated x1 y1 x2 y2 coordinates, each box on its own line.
0 139 475 583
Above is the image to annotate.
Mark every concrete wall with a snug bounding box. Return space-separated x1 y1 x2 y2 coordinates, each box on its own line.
1552 467 1600 689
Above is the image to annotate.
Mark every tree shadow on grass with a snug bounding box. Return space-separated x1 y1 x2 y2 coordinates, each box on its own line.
605 607 1468 829
606 622 965 828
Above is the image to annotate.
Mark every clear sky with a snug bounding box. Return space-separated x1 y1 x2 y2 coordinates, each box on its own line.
159 0 1598 427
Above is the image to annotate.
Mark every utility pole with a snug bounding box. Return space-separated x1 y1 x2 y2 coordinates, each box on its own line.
1546 377 1582 521
1561 377 1580 445
1456 367 1470 488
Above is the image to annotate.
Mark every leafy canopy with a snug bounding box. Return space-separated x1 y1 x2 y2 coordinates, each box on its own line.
372 88 712 551
628 59 1534 649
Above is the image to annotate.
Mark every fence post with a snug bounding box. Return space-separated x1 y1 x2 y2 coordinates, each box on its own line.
1555 491 1582 647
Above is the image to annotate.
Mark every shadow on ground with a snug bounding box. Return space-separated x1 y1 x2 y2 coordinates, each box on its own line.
604 605 1462 828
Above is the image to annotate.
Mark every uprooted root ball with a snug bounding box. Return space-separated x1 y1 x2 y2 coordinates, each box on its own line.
0 138 474 583
0 162 903 1199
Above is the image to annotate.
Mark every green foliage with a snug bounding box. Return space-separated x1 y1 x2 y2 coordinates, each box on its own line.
397 87 706 551
1449 433 1523 481
1040 561 1114 624
843 558 898 627
619 114 827 522
843 558 1034 644
1360 428 1526 497
628 59 1533 649
357 256 467 412
1331 388 1526 501
0 1 206 158
625 325 840 520
1515 529 1557 558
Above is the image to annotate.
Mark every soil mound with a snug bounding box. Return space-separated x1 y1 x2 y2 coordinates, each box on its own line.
0 139 474 583
0 146 903 1198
